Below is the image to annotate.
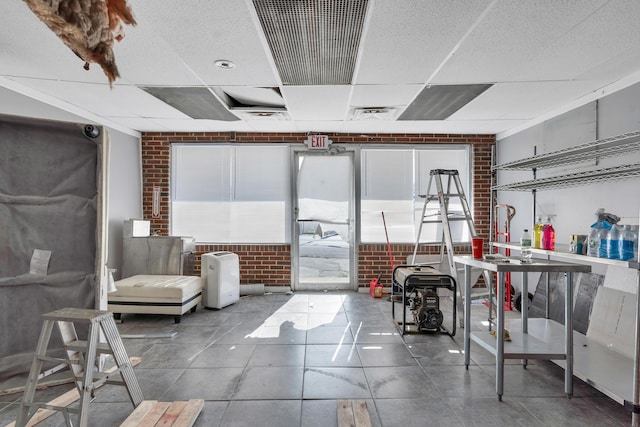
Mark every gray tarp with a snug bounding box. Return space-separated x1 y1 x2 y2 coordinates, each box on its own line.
0 115 100 381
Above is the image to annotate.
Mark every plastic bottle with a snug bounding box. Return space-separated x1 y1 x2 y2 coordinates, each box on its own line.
533 215 543 249
632 225 639 260
587 225 600 257
541 216 555 250
606 224 621 260
598 223 612 258
619 225 636 261
520 229 532 263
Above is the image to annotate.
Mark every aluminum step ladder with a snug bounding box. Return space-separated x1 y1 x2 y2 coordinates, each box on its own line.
16 308 143 427
411 169 493 326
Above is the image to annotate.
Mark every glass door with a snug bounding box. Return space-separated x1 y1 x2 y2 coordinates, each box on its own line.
292 150 356 290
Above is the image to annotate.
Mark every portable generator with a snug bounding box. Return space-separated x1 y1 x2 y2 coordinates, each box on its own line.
408 287 444 332
391 264 456 336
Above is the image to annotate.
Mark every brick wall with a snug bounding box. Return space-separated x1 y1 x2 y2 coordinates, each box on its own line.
141 132 495 288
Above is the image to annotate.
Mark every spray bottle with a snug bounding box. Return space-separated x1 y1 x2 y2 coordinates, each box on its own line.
533 215 544 249
541 215 556 250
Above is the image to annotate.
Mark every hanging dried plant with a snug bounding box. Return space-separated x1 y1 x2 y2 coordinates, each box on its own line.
23 0 136 85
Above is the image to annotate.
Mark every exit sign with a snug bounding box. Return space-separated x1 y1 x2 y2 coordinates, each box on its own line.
304 134 332 150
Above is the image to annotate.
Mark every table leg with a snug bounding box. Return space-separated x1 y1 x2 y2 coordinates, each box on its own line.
565 271 574 397
522 271 529 368
402 284 406 336
497 271 505 400
464 264 471 369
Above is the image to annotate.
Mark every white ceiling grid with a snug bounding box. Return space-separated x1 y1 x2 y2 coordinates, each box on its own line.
0 0 639 137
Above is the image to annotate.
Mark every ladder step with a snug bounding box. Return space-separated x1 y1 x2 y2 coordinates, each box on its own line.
65 340 113 354
24 402 81 414
36 356 82 366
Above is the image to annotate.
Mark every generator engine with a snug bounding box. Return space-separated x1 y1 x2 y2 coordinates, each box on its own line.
408 287 443 332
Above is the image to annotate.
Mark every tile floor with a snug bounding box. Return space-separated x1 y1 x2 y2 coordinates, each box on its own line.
0 291 633 426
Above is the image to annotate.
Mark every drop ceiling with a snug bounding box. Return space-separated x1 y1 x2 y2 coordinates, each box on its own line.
1 0 640 139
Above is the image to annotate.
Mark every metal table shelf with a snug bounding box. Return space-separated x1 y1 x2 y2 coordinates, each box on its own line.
455 255 591 401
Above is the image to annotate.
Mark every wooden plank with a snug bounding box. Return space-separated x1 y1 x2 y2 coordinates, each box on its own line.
172 399 204 427
337 400 371 427
119 401 158 427
136 402 171 427
4 356 141 427
155 401 187 427
0 376 74 397
337 400 355 427
352 400 372 427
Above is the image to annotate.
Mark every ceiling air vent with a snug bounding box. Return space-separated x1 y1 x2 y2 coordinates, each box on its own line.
213 86 289 120
398 84 493 121
349 107 398 120
252 0 369 85
140 87 239 121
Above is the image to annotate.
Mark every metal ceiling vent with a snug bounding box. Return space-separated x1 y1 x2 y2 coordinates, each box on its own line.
399 84 493 121
253 0 369 85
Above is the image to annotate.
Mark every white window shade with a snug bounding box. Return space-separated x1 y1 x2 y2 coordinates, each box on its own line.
361 146 471 243
171 144 290 243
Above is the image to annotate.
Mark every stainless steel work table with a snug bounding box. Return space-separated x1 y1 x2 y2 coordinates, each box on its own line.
454 255 591 401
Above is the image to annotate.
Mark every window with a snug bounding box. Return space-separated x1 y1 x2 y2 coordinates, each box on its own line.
171 144 290 243
360 146 471 243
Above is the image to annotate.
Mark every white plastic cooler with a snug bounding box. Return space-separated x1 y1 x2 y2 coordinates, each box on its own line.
201 251 240 309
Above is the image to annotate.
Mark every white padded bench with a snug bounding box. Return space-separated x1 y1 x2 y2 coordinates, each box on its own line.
108 275 203 323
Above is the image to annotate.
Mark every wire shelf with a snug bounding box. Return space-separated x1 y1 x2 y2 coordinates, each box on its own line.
493 163 640 191
492 131 640 170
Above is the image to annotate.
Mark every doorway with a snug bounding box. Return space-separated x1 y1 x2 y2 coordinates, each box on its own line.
292 150 356 291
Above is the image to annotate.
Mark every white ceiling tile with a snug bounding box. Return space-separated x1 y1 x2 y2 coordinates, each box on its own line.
10 78 190 119
130 0 279 87
282 86 352 121
430 0 610 84
355 0 492 84
512 0 640 82
449 81 609 121
350 85 422 108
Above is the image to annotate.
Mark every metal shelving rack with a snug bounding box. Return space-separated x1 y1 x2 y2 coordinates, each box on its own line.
491 130 640 427
494 163 640 191
493 130 640 171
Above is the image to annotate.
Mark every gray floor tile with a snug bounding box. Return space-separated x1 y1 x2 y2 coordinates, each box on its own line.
161 324 219 344
138 342 209 368
447 396 545 426
216 324 307 345
247 344 305 366
308 312 349 328
519 396 630 426
192 401 229 427
422 364 498 398
357 343 418 367
352 326 404 344
160 367 243 401
374 397 464 426
233 366 303 400
303 367 371 399
94 368 185 402
222 400 301 427
306 325 354 344
408 339 468 366
364 366 441 399
190 344 256 368
305 344 362 367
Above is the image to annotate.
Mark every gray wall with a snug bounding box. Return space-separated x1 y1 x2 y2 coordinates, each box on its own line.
497 82 640 284
0 86 142 279
105 129 142 280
